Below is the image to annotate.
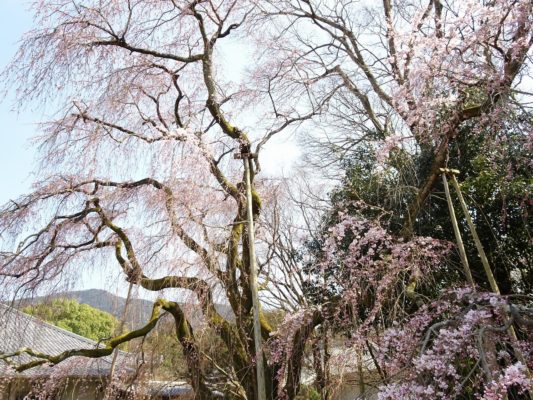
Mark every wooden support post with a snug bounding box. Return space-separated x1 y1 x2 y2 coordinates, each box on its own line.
440 171 475 287
444 169 532 399
447 173 499 294
237 151 267 400
105 281 134 399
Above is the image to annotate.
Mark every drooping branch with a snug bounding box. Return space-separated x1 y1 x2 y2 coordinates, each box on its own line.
1 299 168 372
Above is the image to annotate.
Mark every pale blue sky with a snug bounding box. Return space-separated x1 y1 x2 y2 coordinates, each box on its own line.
0 1 299 206
0 0 35 204
0 1 129 294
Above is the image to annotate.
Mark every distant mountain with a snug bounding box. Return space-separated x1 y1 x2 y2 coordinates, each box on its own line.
16 289 233 329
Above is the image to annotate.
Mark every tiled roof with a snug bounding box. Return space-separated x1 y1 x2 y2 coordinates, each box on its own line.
147 380 193 397
0 303 132 378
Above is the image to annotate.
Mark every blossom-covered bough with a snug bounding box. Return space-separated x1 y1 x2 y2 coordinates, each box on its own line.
378 290 533 400
0 0 532 399
259 0 533 236
301 211 532 399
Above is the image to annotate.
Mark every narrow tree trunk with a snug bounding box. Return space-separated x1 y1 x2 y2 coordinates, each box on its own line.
312 334 327 400
401 139 448 238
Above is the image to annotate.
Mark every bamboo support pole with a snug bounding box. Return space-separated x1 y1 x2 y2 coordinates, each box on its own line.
447 173 499 294
441 172 475 287
442 169 532 399
243 154 267 400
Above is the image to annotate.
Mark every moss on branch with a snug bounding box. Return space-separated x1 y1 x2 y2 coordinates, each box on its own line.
2 300 167 373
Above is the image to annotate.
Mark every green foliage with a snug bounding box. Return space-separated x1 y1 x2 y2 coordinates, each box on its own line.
450 123 533 293
23 298 118 341
142 318 188 380
142 317 233 381
294 385 321 400
311 111 532 296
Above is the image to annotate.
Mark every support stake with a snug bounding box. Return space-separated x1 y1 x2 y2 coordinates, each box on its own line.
447 172 499 294
442 169 532 398
441 171 475 287
237 151 267 400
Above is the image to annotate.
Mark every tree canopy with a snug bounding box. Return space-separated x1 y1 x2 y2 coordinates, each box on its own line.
23 298 118 341
0 1 531 399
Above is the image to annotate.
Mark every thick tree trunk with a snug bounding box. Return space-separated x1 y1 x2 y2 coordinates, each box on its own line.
401 138 448 239
164 303 217 400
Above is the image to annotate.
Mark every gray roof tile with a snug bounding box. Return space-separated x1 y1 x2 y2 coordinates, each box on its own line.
0 304 132 378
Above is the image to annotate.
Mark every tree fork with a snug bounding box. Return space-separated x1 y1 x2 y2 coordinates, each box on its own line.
401 138 448 238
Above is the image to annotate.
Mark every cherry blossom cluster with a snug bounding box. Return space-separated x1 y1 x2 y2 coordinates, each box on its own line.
389 0 532 141
318 211 450 331
377 289 533 399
